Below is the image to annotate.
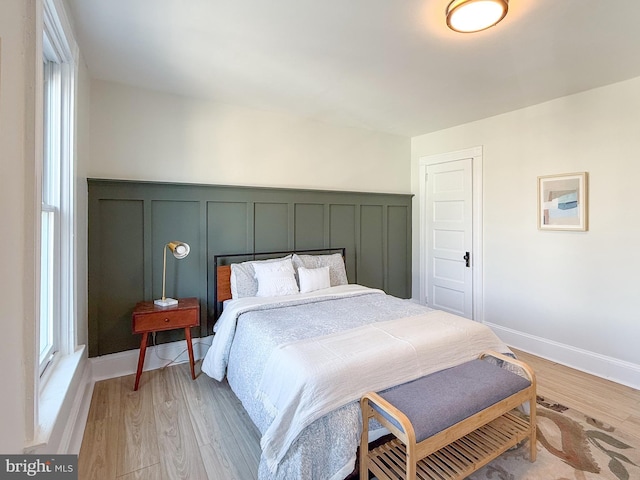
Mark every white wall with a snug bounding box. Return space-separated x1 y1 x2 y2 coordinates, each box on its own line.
88 80 410 193
0 0 35 453
0 0 92 454
412 77 640 386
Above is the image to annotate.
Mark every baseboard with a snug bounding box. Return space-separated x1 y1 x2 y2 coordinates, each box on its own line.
487 322 640 390
90 336 213 381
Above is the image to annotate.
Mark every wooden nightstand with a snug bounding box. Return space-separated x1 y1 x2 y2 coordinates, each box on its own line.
132 297 200 390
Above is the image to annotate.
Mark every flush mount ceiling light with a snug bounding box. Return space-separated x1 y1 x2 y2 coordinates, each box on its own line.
446 0 509 33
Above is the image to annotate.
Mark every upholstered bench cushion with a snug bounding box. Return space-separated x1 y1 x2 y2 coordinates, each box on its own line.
373 359 531 443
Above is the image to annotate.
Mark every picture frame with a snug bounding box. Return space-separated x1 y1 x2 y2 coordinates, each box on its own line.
538 172 588 231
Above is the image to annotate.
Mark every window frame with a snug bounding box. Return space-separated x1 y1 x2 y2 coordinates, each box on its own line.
38 0 77 384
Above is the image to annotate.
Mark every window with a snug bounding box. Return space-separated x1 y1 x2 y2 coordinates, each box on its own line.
39 0 76 378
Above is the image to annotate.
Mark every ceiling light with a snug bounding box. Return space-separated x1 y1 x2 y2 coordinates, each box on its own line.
446 0 509 33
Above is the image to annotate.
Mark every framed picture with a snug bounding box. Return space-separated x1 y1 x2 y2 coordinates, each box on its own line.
538 172 588 231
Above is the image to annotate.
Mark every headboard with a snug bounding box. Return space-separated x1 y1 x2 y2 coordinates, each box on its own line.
213 247 346 317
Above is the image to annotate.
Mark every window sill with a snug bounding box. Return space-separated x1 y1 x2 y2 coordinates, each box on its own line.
26 345 87 453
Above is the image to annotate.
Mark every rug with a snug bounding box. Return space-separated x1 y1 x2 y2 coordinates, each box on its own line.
468 396 640 480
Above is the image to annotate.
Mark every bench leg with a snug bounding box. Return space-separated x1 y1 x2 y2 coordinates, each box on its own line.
360 400 370 480
529 396 537 462
406 444 417 480
359 441 369 480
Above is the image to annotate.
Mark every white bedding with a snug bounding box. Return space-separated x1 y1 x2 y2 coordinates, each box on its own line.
255 310 509 472
202 284 384 381
201 285 511 479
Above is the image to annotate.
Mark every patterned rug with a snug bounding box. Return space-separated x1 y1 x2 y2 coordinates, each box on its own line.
468 396 640 480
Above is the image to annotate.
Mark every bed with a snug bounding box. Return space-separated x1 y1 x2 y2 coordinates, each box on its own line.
201 250 511 480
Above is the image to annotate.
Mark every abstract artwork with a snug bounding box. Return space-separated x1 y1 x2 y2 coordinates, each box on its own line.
538 172 588 231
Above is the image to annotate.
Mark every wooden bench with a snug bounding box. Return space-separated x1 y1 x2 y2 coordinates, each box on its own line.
359 351 536 480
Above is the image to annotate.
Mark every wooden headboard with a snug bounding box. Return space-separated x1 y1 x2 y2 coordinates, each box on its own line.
213 248 346 315
216 265 232 302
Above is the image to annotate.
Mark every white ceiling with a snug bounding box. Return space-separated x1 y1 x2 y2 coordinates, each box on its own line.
66 0 640 137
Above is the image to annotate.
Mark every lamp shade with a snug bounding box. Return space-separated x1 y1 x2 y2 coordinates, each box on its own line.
446 0 509 33
155 241 191 307
167 241 190 259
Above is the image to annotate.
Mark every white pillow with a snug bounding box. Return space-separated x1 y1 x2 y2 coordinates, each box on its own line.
298 266 331 294
230 255 292 299
253 258 299 297
292 253 348 286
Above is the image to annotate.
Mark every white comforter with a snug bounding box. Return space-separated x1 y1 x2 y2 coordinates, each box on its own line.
255 310 509 473
201 286 510 477
202 284 385 381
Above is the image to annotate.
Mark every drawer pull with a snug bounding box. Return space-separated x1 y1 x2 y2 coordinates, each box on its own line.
164 318 170 322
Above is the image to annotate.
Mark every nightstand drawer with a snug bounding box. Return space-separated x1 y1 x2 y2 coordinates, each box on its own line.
133 308 198 333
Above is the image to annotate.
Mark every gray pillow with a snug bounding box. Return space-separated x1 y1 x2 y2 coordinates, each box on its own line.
292 253 348 287
230 255 292 299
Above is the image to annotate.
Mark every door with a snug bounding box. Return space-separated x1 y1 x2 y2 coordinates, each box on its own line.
425 159 473 318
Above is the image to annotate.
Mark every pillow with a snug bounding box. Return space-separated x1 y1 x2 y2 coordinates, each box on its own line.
298 266 331 294
292 253 348 286
253 258 299 297
230 255 292 299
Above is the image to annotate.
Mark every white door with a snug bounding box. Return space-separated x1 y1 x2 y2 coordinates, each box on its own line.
425 159 473 318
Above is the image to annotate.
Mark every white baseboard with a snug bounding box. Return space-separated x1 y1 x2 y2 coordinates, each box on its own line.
487 322 640 390
90 336 213 382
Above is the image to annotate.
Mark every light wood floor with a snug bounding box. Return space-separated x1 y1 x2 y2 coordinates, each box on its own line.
79 350 640 479
511 349 640 437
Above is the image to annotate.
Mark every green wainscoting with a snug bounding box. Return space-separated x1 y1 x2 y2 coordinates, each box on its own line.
88 179 413 357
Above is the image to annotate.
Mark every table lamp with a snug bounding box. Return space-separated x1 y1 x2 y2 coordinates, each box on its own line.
155 241 190 307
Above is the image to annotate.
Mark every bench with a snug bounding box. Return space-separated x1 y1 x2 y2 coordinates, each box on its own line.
359 351 536 480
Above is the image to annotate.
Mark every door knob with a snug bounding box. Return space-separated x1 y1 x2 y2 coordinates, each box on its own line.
463 251 470 268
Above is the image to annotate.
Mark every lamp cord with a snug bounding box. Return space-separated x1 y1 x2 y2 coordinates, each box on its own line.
151 332 213 369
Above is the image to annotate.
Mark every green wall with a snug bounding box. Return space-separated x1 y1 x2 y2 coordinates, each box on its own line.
88 179 413 357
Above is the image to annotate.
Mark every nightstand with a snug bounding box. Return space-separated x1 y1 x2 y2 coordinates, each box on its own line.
132 297 200 390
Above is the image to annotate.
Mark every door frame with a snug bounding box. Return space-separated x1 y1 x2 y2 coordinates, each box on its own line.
419 146 484 321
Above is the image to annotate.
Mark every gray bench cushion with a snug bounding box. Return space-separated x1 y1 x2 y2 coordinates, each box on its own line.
372 359 531 443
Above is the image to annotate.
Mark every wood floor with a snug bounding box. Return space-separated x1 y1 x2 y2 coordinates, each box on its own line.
511 348 640 437
79 350 640 479
78 364 261 480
